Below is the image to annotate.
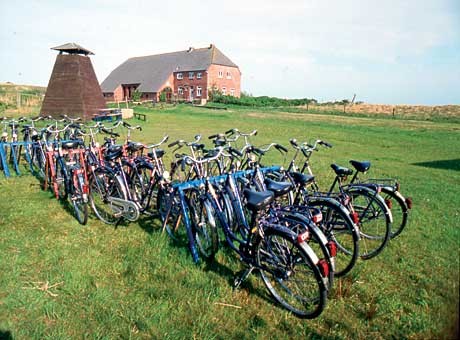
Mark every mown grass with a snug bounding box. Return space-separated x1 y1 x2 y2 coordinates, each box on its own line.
1 104 459 339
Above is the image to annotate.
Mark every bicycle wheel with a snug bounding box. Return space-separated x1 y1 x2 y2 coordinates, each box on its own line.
157 188 189 245
55 159 68 200
347 188 391 260
89 167 124 224
307 199 360 277
31 145 46 178
381 187 408 239
187 191 219 260
131 163 155 213
256 226 327 319
69 171 88 225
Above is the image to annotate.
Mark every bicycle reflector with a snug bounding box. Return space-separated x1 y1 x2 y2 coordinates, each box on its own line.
406 197 413 209
318 259 329 278
350 212 359 224
310 208 323 224
384 198 393 209
327 241 337 257
297 230 310 244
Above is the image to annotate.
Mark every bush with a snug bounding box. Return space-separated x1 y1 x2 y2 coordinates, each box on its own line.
210 92 317 108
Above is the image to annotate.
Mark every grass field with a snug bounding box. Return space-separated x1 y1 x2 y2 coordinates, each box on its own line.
0 104 459 339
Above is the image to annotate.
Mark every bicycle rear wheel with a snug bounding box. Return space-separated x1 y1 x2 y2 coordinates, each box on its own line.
381 187 408 239
157 188 189 245
256 227 327 319
307 199 359 277
347 188 391 260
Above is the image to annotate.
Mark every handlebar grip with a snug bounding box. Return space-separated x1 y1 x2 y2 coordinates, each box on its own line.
123 121 131 128
181 159 186 172
275 144 288 153
168 140 180 148
319 140 333 148
225 128 236 135
208 134 218 139
290 138 298 147
229 147 243 157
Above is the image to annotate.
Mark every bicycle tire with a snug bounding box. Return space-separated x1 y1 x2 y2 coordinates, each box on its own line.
70 171 88 225
55 159 68 200
256 226 327 319
157 188 188 245
306 199 360 277
89 167 124 224
346 187 391 260
188 191 219 260
381 187 408 239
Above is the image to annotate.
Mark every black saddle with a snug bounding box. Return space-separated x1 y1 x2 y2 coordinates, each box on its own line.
331 163 353 176
61 140 83 149
289 172 315 186
126 141 144 153
147 149 165 158
264 178 292 198
243 189 274 211
105 145 123 161
349 160 371 173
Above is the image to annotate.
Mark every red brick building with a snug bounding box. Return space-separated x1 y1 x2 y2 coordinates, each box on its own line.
101 45 241 103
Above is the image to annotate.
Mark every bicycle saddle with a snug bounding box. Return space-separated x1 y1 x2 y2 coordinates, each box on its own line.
289 172 315 186
264 178 292 198
349 160 371 173
331 164 353 176
147 149 165 158
243 189 274 211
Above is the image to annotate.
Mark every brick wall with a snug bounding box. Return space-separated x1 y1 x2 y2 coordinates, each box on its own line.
173 70 208 101
207 64 241 98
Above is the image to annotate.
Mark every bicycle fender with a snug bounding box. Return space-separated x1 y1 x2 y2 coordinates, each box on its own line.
346 185 393 224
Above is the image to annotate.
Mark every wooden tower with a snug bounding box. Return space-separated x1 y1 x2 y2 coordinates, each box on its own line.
40 43 106 121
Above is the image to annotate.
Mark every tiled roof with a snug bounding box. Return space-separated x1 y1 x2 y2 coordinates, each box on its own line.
101 45 238 93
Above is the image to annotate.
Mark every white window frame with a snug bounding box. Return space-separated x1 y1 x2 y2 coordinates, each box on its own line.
196 72 202 79
222 87 227 95
177 72 183 80
218 70 223 78
230 88 235 96
226 71 232 79
178 87 184 95
196 86 202 97
189 72 195 79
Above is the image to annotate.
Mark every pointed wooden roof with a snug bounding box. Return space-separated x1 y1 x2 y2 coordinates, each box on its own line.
51 43 94 55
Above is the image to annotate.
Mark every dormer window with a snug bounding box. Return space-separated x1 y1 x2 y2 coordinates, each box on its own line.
177 73 183 80
189 72 195 79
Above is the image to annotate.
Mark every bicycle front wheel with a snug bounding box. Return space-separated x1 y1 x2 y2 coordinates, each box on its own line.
256 227 327 319
70 171 88 225
381 187 409 239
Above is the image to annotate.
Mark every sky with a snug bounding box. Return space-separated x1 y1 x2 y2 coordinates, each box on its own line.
1 0 459 105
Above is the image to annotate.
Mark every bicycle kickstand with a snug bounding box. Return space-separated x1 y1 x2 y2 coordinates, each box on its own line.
233 265 254 289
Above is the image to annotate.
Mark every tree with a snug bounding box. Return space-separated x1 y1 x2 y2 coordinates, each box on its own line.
131 89 142 102
341 99 350 113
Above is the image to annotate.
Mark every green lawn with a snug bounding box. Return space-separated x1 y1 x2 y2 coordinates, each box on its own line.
1 104 459 339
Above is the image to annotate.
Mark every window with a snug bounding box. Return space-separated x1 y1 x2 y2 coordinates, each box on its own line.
226 71 232 79
197 72 202 79
222 87 227 95
230 88 235 96
218 70 223 78
178 87 183 95
196 86 202 97
177 73 183 80
189 72 194 79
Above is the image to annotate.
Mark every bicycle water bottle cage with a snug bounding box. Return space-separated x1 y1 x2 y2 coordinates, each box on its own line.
243 189 274 212
331 164 353 177
264 178 292 198
289 172 315 186
349 160 371 173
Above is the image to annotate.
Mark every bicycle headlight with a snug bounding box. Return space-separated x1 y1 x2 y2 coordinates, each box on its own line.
162 171 170 180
